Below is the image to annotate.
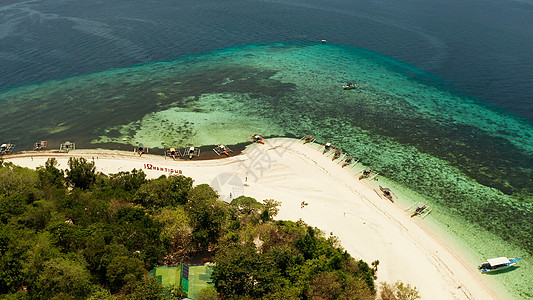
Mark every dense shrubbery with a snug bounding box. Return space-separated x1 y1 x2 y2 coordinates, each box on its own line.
0 158 388 299
212 222 376 299
380 281 420 300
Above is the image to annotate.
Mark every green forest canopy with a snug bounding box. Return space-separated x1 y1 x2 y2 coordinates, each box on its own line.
0 157 416 299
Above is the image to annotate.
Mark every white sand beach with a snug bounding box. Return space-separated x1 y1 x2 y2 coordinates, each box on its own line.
3 138 501 299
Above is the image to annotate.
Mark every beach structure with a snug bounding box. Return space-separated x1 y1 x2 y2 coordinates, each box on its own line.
134 143 148 156
248 134 265 144
478 257 521 273
301 135 316 144
406 202 432 218
0 143 15 156
182 146 200 160
213 144 232 156
59 141 75 152
359 169 378 180
378 186 394 203
150 263 213 299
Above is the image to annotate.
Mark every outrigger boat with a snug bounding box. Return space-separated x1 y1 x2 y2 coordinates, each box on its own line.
213 144 232 156
59 141 75 153
379 186 394 203
321 142 334 154
336 152 348 163
33 141 48 151
359 169 378 180
405 202 432 218
0 143 15 156
301 135 316 144
478 257 521 273
182 146 200 160
249 134 265 144
332 148 343 161
341 156 359 168
164 147 180 160
343 83 357 90
133 143 148 156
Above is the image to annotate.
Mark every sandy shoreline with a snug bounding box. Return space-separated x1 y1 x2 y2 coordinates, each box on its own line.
3 138 503 299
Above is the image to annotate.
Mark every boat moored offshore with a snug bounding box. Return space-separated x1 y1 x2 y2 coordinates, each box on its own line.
478 257 521 273
343 83 357 90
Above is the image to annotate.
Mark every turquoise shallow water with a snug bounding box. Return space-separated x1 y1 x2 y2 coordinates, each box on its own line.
1 42 532 298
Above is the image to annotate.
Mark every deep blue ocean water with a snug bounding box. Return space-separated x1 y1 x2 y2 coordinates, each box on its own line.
1 0 533 298
1 0 532 122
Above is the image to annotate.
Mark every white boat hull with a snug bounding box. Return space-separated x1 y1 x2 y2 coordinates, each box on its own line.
479 257 521 273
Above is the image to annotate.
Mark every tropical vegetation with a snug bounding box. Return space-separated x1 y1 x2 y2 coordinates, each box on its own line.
0 157 417 299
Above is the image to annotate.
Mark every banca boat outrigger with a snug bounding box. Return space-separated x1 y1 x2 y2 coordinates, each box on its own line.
248 134 265 144
164 148 180 160
301 135 316 144
320 142 334 154
213 145 233 156
0 143 15 156
33 141 48 151
378 186 394 203
182 146 200 159
343 83 357 90
59 141 75 153
405 202 432 218
133 143 148 156
341 156 359 168
332 148 343 161
359 169 378 180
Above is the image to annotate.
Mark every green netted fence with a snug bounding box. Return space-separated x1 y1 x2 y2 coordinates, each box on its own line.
150 264 214 299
